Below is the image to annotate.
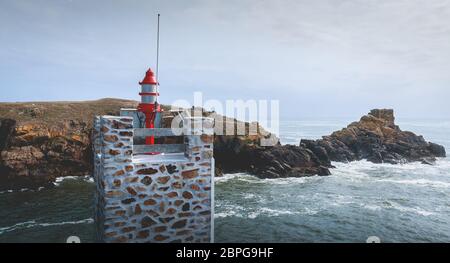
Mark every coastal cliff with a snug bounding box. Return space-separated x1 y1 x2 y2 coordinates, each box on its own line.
0 99 138 189
0 99 446 189
0 99 274 189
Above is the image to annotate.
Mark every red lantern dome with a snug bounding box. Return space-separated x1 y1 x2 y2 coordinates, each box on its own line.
139 68 157 85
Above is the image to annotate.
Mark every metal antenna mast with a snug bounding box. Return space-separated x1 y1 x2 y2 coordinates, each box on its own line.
155 13 160 103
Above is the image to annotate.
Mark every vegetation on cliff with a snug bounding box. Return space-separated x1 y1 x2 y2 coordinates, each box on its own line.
0 99 138 189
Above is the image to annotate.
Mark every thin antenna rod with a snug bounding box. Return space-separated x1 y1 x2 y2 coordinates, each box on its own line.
155 13 160 103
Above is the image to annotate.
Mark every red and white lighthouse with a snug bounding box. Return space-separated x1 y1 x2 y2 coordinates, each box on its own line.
137 68 161 145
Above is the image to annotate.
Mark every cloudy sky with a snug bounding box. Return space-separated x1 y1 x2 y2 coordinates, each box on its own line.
1 0 450 119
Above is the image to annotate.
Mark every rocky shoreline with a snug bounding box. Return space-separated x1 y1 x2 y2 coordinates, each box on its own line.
207 109 446 178
0 99 446 190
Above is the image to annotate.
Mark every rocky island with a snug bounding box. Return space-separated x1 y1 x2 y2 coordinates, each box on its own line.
0 99 446 190
301 109 446 165
207 109 446 178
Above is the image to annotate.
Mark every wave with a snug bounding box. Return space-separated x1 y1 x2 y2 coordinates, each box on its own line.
53 175 93 186
362 202 435 216
332 160 424 171
215 198 436 220
0 218 94 235
214 173 257 183
215 207 318 219
0 176 93 195
217 159 450 187
259 176 320 185
331 159 450 188
215 173 322 186
214 203 318 219
0 186 47 195
214 211 243 219
377 178 450 189
389 204 435 217
242 193 256 199
214 204 246 218
333 158 450 169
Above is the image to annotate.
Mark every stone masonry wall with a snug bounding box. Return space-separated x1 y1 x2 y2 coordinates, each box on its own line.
93 115 214 243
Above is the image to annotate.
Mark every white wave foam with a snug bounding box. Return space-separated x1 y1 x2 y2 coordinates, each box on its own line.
55 176 82 183
0 220 36 234
259 176 317 185
362 204 382 211
359 201 435 216
214 173 257 183
0 218 94 235
214 203 246 218
248 207 319 218
331 159 450 186
37 218 94 227
377 178 450 189
335 158 450 170
215 172 321 186
242 193 256 199
260 207 297 216
214 211 243 219
388 202 435 216
328 194 357 206
53 175 94 186
214 202 317 219
0 187 43 194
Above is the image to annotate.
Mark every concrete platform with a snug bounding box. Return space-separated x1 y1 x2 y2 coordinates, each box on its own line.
132 152 188 163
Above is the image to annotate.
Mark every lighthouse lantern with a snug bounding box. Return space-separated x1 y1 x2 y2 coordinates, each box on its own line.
137 68 162 146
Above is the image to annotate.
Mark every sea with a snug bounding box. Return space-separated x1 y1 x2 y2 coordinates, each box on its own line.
1 118 449 243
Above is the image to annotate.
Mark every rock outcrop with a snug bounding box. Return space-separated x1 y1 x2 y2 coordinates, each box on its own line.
210 112 332 178
214 137 332 178
301 109 446 164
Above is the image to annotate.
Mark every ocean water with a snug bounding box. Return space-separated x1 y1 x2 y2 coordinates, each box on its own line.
1 119 449 243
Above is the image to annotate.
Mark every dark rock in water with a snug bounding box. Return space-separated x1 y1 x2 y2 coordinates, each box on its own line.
302 109 446 164
214 136 333 179
300 139 331 165
428 142 446 158
246 145 332 178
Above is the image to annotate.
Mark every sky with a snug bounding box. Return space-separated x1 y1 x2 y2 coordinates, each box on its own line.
1 0 450 119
